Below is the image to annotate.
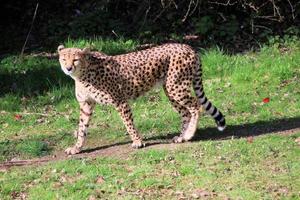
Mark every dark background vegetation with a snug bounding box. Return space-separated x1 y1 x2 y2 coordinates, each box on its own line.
1 0 299 54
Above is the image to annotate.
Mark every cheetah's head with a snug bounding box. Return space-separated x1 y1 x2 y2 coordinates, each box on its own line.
57 45 90 77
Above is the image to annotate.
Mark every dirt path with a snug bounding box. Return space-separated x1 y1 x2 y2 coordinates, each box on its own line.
1 127 299 171
0 138 182 171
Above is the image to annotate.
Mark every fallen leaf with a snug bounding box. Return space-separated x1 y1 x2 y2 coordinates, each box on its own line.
0 167 8 172
175 191 186 199
247 136 254 143
36 118 45 123
191 189 215 199
11 191 27 200
11 157 20 162
263 97 270 103
278 187 289 196
88 195 96 200
183 35 200 40
14 114 22 120
295 137 300 145
52 182 63 188
96 176 105 184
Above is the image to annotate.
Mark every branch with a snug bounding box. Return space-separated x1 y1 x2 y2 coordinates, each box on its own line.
182 0 199 22
254 15 283 22
141 0 151 28
270 0 283 21
19 3 39 60
1 110 64 117
286 0 296 19
208 0 237 6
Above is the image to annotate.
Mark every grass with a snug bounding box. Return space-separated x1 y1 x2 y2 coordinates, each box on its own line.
64 37 139 55
0 36 300 199
1 134 299 199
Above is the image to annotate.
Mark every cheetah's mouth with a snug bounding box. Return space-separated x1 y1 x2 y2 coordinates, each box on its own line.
61 66 75 76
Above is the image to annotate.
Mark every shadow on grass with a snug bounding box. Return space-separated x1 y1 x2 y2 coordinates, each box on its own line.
0 132 69 162
1 117 299 165
151 116 300 143
0 57 72 97
1 116 299 159
83 116 300 153
81 140 132 154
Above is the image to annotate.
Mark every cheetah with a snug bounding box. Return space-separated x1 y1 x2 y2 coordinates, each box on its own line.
58 43 226 155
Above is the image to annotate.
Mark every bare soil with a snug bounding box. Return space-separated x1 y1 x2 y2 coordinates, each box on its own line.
1 125 299 171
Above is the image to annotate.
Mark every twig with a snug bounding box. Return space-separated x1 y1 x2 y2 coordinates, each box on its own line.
257 1 270 10
286 0 295 19
208 0 237 6
141 0 151 28
182 0 194 22
254 25 273 32
153 8 166 22
189 0 199 17
154 0 173 22
254 15 283 22
19 3 39 60
251 19 254 34
1 110 61 117
17 112 55 117
245 2 259 13
171 0 178 9
136 43 157 50
218 12 227 21
0 158 54 170
161 0 166 8
270 0 283 21
111 30 120 38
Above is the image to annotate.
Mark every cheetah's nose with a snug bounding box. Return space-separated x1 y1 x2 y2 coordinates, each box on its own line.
66 67 72 71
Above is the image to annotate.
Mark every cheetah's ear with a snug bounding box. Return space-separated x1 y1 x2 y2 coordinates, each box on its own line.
57 45 65 52
82 47 91 54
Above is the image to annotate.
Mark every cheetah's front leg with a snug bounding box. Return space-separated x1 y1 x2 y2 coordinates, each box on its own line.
116 102 145 148
65 101 95 155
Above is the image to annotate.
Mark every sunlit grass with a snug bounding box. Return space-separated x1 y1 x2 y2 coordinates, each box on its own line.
0 36 300 199
1 133 299 199
64 37 139 55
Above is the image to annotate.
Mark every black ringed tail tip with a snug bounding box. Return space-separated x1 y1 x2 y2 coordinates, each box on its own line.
193 60 226 131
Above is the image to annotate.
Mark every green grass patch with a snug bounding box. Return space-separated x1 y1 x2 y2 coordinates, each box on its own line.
0 36 300 199
64 37 139 55
0 133 299 199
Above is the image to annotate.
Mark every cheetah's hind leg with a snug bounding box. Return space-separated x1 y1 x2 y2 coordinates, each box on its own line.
163 85 200 143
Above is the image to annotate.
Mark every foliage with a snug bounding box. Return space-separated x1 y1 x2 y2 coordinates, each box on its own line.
1 0 299 53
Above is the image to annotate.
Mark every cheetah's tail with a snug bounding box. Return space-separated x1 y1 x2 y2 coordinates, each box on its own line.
193 62 226 131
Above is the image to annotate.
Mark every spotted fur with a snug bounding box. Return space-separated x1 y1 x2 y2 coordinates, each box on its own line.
58 43 226 155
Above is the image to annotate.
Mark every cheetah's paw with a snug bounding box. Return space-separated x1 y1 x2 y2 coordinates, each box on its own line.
172 136 184 143
65 146 81 155
131 140 145 149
